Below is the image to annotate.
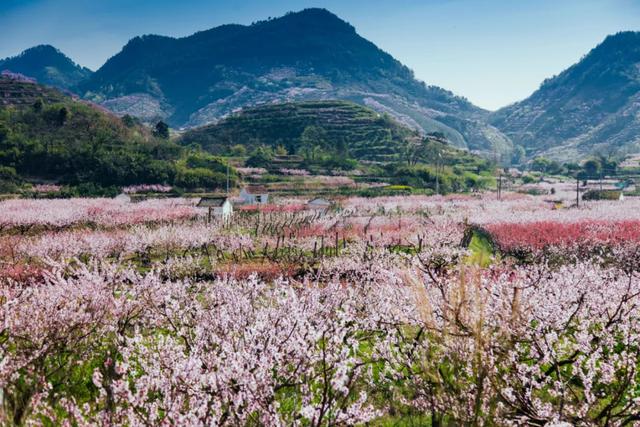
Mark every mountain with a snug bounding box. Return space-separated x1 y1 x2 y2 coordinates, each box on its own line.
491 31 640 161
180 100 419 162
0 45 92 90
79 8 512 157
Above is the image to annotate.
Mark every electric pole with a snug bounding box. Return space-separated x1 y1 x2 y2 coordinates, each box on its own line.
599 168 603 191
435 152 442 195
226 163 230 195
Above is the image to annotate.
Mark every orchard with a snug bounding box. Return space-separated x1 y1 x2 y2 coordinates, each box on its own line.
2 193 640 425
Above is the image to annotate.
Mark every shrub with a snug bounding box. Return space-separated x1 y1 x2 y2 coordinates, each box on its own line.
246 147 274 168
71 183 119 197
0 166 20 193
582 189 621 201
175 167 227 190
0 166 19 182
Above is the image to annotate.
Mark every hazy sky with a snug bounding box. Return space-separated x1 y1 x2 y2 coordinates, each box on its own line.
2 0 639 110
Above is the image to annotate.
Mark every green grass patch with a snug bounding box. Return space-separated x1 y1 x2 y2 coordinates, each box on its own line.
465 230 495 267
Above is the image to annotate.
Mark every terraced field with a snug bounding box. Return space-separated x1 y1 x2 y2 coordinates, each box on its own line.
180 100 416 161
0 75 65 106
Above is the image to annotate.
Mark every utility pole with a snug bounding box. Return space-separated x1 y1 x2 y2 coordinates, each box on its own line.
599 169 603 191
497 171 502 201
435 152 442 195
226 162 230 195
576 175 580 208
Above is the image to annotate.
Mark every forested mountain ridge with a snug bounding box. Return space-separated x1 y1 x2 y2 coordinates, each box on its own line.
77 8 513 158
491 31 640 161
0 75 235 193
0 45 92 90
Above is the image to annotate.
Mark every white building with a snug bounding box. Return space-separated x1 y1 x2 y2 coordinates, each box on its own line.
198 197 233 222
240 186 269 204
114 193 131 203
307 197 332 210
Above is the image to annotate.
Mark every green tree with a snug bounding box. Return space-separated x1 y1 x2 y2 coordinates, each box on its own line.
0 166 19 193
185 152 229 173
530 157 550 172
403 135 423 166
596 154 618 176
121 115 137 128
57 107 69 126
582 159 601 179
246 146 274 168
564 162 581 174
230 144 247 156
0 165 18 182
300 126 327 161
32 99 43 113
511 145 526 165
0 123 9 143
531 157 562 174
154 121 170 139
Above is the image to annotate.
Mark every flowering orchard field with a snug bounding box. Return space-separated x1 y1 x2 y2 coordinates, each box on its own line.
2 193 640 425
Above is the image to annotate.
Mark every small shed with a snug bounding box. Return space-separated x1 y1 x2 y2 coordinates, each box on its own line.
114 193 131 203
198 197 233 222
240 186 269 204
307 197 332 210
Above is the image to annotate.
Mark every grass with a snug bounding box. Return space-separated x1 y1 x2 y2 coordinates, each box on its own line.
465 229 495 267
373 414 433 426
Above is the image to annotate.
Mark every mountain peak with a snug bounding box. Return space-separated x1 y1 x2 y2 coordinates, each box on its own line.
600 31 640 48
582 31 640 63
0 45 91 90
283 8 348 23
21 44 60 55
5 45 71 67
250 8 356 34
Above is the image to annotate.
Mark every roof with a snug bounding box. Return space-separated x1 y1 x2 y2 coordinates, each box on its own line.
308 198 331 205
243 185 269 194
197 197 230 207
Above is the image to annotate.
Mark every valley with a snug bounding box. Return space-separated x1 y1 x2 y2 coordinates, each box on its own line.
2 4 640 426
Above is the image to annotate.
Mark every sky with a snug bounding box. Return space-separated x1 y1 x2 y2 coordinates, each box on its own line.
1 0 639 110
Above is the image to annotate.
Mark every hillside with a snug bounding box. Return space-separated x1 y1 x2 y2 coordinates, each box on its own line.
0 75 234 193
491 31 640 161
180 99 495 195
180 100 420 162
78 8 512 158
0 71 66 106
0 45 92 90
